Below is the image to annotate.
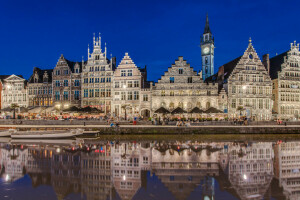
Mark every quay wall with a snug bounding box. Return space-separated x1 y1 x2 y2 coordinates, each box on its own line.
88 126 300 135
4 125 300 135
1 119 300 126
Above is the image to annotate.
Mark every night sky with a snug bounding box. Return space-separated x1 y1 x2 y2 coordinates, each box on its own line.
1 0 299 82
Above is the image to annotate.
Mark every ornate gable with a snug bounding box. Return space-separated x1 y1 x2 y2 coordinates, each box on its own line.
4 74 25 82
55 54 70 69
282 41 300 69
229 38 270 81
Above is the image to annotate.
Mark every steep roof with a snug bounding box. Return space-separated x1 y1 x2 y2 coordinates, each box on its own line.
269 51 288 79
205 56 241 83
28 67 53 83
222 56 242 80
0 75 11 81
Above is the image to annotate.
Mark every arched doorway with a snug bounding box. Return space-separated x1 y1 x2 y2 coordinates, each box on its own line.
141 109 150 119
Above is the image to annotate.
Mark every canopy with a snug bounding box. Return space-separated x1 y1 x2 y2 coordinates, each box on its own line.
204 107 223 114
80 106 104 113
189 107 204 113
171 107 187 114
1 106 28 113
154 107 170 114
63 106 81 112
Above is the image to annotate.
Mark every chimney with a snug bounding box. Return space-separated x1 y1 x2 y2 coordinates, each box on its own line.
262 54 270 74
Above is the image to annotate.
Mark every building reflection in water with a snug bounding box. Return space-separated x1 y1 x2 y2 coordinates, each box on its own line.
0 140 298 200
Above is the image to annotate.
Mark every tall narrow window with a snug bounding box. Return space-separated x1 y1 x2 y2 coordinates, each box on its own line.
121 70 126 76
127 70 133 76
170 77 174 83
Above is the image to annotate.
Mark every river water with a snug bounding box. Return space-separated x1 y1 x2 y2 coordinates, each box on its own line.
0 136 298 200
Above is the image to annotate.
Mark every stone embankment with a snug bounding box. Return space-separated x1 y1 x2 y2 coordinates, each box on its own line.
0 123 300 135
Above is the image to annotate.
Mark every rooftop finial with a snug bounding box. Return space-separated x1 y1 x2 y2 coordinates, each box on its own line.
105 42 107 59
249 37 252 44
93 33 95 46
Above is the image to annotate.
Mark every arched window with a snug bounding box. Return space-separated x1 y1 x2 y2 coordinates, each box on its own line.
169 102 174 110
206 102 210 109
178 102 183 108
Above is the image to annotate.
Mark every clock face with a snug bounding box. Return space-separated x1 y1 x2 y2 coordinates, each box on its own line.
203 47 209 54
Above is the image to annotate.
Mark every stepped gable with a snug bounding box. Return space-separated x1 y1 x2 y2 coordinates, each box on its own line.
56 54 86 73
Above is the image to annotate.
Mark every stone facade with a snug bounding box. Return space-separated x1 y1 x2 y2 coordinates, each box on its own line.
227 39 273 120
52 55 84 109
152 56 221 113
270 41 300 120
81 34 115 114
1 75 28 109
220 142 273 200
111 53 151 119
28 67 53 107
81 145 112 200
111 142 151 200
274 142 300 200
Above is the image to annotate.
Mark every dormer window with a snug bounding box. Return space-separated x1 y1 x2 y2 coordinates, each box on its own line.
75 68 79 73
179 68 183 74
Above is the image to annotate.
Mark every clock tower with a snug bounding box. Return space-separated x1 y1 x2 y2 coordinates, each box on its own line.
201 14 214 81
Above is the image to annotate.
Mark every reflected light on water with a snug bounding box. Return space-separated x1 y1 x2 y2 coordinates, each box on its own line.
0 138 296 200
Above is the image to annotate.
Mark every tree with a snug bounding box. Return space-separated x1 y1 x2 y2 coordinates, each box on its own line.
11 103 19 119
237 106 244 117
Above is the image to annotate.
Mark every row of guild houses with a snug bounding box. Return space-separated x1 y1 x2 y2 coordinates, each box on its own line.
1 15 300 120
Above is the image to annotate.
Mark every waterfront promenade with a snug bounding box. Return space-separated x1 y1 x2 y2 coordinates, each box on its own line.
0 122 300 134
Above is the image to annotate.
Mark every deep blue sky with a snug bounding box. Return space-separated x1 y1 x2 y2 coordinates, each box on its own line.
1 0 299 81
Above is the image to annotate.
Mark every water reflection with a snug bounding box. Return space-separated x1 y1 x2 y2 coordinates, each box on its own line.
0 139 298 200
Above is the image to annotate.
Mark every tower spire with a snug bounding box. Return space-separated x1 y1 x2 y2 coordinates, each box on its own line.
204 14 211 34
